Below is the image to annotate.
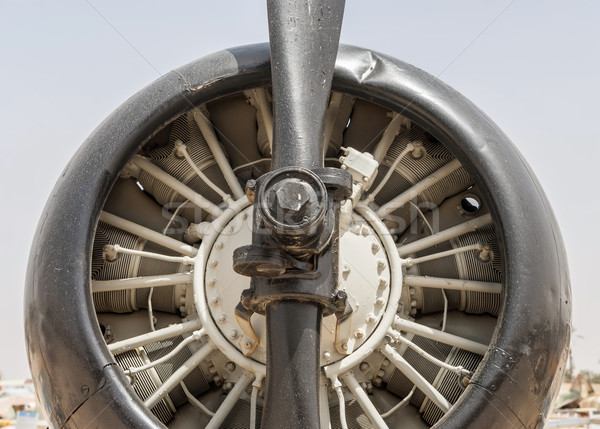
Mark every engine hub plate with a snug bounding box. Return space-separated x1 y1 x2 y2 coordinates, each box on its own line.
202 203 392 366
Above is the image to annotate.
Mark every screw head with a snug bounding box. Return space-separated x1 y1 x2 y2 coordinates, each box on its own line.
218 314 227 324
230 330 239 339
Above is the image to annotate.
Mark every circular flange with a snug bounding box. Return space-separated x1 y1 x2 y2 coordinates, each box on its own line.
193 197 401 371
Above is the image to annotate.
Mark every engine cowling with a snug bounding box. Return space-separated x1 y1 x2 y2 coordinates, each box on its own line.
25 43 571 428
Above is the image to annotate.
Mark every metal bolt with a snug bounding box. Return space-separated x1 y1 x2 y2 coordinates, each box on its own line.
379 279 388 288
377 370 385 377
382 359 390 367
377 259 386 270
208 279 216 287
354 329 365 339
359 362 370 373
244 341 253 349
225 362 236 373
361 225 371 236
366 314 377 324
323 351 332 362
218 314 227 324
371 242 380 253
342 264 351 275
336 290 348 301
376 297 385 306
342 343 348 351
81 385 89 395
246 179 257 204
271 178 318 224
372 377 382 387
209 260 218 268
241 213 248 221
230 329 239 339
210 296 219 305
215 242 224 250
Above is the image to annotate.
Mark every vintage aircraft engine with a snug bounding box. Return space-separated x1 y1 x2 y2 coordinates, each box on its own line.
25 2 570 428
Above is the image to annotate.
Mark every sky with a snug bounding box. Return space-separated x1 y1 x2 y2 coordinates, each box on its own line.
1 1 599 380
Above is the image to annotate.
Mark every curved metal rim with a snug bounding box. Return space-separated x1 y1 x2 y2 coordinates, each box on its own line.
25 43 570 428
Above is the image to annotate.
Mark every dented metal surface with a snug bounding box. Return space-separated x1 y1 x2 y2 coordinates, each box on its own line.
24 42 570 428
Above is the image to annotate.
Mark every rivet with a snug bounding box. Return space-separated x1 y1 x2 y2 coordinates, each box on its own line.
208 279 216 287
226 226 234 234
218 314 227 324
211 296 219 305
241 213 248 221
209 260 218 268
355 329 365 339
215 242 224 250
342 343 348 350
366 314 376 324
230 329 239 339
323 352 331 361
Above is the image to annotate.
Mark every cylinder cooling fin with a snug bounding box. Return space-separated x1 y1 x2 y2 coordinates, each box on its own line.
25 44 570 429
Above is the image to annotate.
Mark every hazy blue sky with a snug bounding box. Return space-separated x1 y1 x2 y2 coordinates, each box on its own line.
1 1 599 380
